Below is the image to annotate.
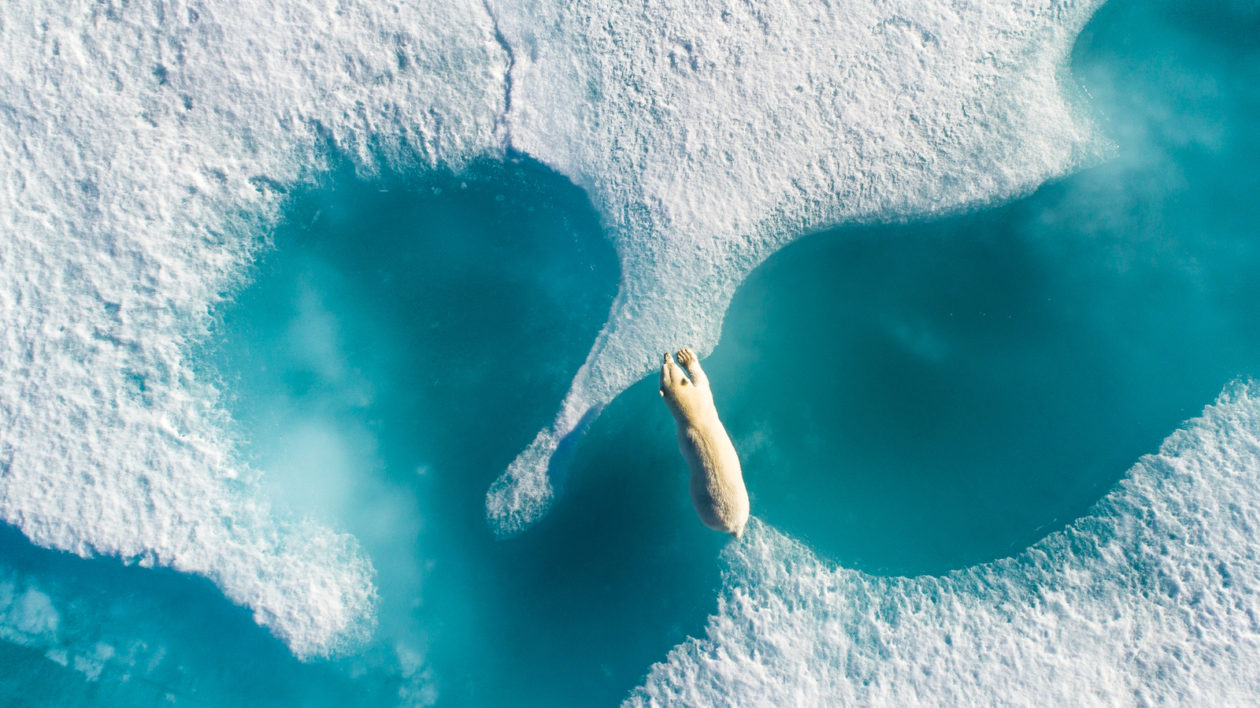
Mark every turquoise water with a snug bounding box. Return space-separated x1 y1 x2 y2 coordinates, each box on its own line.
210 160 725 705
718 0 1259 575
2 0 1259 704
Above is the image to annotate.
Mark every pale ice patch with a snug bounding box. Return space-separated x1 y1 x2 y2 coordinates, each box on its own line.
0 0 505 657
630 381 1260 705
0 580 60 647
485 0 1106 534
0 566 139 685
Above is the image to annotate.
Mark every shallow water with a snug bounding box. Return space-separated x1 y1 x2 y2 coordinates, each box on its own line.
2 0 1259 704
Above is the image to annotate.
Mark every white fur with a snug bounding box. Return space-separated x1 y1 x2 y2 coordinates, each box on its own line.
659 349 750 537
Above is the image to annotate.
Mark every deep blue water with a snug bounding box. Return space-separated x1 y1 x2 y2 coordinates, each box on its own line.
3 0 1259 704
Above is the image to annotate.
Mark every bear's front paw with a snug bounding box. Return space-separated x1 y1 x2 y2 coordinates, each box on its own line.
676 347 696 366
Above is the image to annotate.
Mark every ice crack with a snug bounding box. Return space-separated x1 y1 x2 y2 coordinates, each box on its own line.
482 0 517 150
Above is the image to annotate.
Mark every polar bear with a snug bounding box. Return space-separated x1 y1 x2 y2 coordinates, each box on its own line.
659 348 750 538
